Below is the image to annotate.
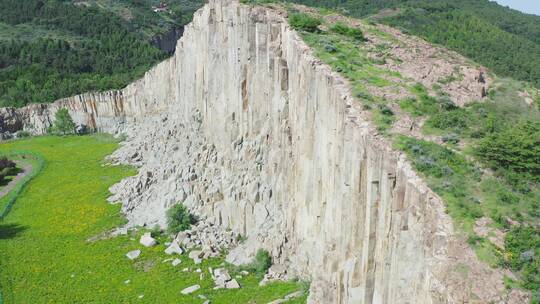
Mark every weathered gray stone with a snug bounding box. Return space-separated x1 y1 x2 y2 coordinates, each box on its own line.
164 241 183 255
180 284 200 295
225 279 240 289
139 232 157 247
126 250 141 260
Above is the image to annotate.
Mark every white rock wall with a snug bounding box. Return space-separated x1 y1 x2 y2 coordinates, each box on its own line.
108 1 466 303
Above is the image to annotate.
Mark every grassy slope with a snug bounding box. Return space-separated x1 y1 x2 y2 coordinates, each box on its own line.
284 0 540 88
0 135 306 303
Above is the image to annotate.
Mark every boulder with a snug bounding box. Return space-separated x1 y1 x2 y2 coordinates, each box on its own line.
225 279 240 289
172 259 182 266
140 232 157 247
126 250 141 260
181 284 200 295
189 250 203 260
165 241 183 255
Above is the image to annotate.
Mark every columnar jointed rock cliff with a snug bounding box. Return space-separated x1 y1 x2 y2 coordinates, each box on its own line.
0 1 524 303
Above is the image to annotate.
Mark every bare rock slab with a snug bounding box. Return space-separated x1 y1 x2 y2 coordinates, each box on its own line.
126 250 141 260
164 241 183 255
139 232 157 247
225 279 240 289
181 284 200 295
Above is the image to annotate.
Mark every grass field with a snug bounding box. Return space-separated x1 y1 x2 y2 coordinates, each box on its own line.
0 135 306 304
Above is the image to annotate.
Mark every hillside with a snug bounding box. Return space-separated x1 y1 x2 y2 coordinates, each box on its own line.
0 1 539 303
0 0 204 108
286 0 540 88
2 0 538 108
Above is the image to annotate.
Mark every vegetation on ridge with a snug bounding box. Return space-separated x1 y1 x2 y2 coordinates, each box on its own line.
270 3 540 299
283 0 540 88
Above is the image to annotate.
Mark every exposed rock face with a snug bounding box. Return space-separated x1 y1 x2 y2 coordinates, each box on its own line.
0 1 525 303
151 27 185 54
0 61 174 137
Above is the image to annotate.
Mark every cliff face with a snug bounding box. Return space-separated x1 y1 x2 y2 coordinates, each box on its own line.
0 1 522 303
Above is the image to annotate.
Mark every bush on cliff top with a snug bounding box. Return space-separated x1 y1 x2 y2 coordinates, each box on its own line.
289 13 322 32
475 121 540 183
330 22 366 41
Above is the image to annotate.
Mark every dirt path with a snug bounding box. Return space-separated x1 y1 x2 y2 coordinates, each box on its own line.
0 161 32 199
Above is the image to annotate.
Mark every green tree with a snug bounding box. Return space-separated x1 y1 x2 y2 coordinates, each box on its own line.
476 121 540 180
52 108 76 135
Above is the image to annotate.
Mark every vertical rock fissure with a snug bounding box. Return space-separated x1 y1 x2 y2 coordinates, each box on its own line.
365 180 380 304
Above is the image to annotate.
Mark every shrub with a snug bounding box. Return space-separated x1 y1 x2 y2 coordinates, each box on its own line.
503 226 540 291
50 108 76 135
438 95 457 110
378 104 394 116
476 121 540 181
288 13 322 32
0 157 16 170
427 110 468 130
16 130 31 138
467 234 484 246
0 157 16 183
330 22 366 41
441 133 460 144
166 203 196 234
241 249 272 275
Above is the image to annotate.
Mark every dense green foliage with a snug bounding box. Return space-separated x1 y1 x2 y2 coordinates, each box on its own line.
288 13 322 32
0 135 307 303
504 226 540 294
285 0 540 87
476 121 540 182
166 203 196 234
0 157 16 183
50 108 76 135
0 0 207 108
330 22 366 41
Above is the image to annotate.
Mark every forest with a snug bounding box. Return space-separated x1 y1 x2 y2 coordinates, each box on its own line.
0 0 203 107
1 0 539 107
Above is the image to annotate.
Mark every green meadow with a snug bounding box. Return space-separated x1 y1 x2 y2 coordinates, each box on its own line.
0 135 306 304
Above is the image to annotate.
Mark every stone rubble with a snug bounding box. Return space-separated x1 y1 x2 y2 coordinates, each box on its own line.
259 264 289 287
174 220 239 259
164 241 184 255
139 232 157 247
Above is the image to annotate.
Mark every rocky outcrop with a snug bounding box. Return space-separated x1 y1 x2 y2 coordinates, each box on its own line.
0 1 525 303
151 27 185 54
0 52 175 137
